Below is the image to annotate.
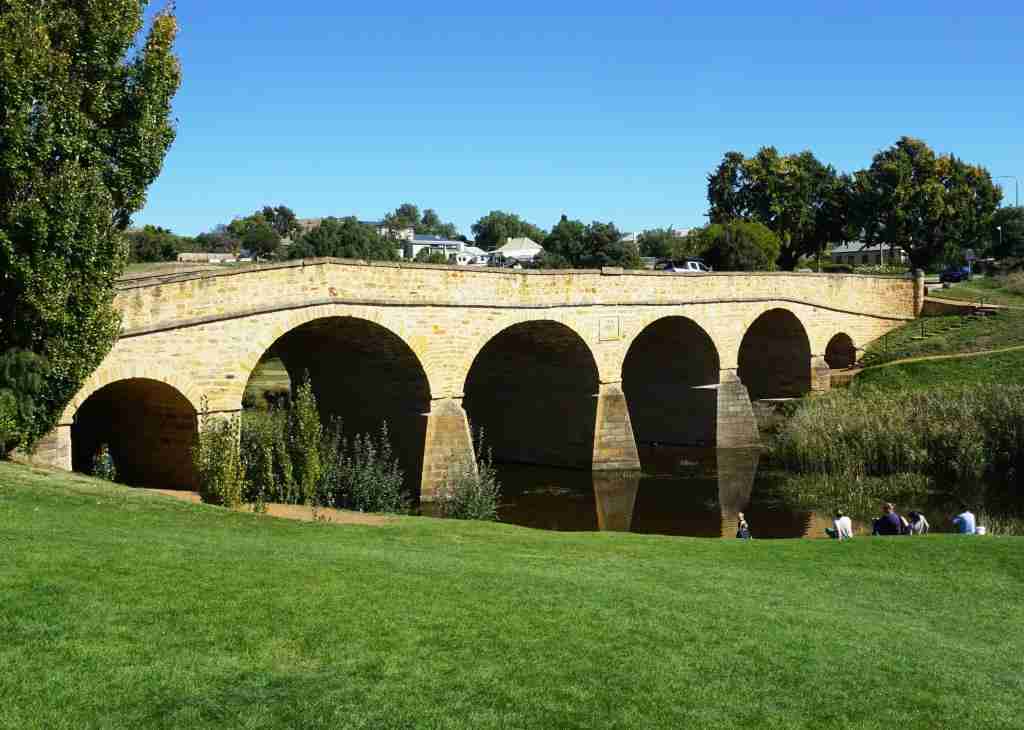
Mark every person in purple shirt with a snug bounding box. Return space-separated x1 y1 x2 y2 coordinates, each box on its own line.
872 502 904 535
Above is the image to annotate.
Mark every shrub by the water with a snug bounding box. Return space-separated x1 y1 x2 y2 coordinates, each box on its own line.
435 442 501 521
193 399 245 508
235 395 410 514
90 444 117 483
772 384 1024 486
287 378 322 505
334 424 407 513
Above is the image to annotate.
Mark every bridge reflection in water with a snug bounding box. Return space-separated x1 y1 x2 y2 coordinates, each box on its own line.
491 447 832 539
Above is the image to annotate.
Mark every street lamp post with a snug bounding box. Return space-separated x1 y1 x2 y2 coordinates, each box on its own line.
997 225 1003 249
996 176 1019 207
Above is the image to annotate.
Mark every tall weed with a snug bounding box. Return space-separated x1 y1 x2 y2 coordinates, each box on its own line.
334 423 407 513
193 398 245 508
772 384 1024 486
435 435 501 521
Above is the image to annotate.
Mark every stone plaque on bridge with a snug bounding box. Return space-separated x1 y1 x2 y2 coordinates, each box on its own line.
599 316 621 342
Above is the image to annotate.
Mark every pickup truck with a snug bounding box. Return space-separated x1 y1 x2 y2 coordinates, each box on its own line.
654 259 713 273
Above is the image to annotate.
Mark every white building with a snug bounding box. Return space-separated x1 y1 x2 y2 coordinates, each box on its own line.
403 234 464 260
491 236 543 265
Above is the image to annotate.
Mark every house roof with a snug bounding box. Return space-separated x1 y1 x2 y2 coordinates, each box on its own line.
496 237 542 255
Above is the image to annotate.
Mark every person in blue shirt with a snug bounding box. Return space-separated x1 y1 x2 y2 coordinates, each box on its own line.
952 506 977 534
872 502 904 535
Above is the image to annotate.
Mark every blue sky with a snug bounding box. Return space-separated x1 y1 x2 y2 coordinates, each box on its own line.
135 1 1024 238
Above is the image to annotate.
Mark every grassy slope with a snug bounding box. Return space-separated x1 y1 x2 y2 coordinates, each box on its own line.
861 309 1024 367
928 277 1024 307
2 463 1023 729
856 348 1024 392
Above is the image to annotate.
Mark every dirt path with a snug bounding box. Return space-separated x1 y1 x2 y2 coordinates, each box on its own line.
859 342 1024 371
140 488 393 525
925 295 1018 310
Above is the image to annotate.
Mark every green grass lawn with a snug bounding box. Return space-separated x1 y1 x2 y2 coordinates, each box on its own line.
861 308 1024 367
856 348 1024 392
2 462 1023 729
928 276 1024 308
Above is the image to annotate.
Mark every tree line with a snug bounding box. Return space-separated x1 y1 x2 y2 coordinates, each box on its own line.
706 137 1015 270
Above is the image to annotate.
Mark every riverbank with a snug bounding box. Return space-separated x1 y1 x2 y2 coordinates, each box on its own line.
2 461 1022 729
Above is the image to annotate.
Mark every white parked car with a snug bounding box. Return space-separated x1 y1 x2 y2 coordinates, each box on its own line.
654 258 712 273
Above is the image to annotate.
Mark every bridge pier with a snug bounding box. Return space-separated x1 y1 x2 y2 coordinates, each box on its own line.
810 355 832 393
592 383 641 471
420 397 476 502
16 423 72 472
716 370 759 448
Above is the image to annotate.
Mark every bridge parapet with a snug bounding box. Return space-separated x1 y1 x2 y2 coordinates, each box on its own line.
114 258 917 335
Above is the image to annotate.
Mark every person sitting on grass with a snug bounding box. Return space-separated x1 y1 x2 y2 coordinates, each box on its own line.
906 511 930 535
952 505 977 534
825 509 853 540
736 512 751 540
872 502 904 536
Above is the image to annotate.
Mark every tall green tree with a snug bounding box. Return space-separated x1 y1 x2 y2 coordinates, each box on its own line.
989 207 1024 258
289 217 397 261
0 2 180 450
260 205 299 240
706 148 844 269
540 216 640 269
689 221 781 271
194 225 241 254
637 228 694 259
471 211 547 251
242 220 281 259
126 225 186 263
853 137 1001 269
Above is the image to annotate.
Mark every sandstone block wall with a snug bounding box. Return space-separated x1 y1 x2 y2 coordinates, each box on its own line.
28 260 916 498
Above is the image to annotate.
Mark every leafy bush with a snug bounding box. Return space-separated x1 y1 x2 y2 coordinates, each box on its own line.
689 221 780 271
0 349 48 455
287 378 322 505
334 424 407 513
238 398 409 514
193 399 245 508
90 444 117 482
240 408 294 508
435 441 501 521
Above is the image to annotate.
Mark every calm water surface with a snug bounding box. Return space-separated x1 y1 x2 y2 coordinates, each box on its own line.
490 447 987 539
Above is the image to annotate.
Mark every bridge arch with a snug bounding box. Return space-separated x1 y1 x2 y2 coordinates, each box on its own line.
622 316 720 450
463 320 599 468
244 313 432 494
825 332 857 370
737 308 812 400
71 378 198 489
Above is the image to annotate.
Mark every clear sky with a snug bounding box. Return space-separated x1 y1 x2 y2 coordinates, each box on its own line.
135 1 1024 238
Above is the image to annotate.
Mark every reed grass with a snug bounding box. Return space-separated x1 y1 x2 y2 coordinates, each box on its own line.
772 384 1024 487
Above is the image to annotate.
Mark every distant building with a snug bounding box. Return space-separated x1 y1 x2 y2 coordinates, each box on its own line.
403 234 464 260
177 252 237 264
829 242 907 266
455 245 489 265
492 236 543 264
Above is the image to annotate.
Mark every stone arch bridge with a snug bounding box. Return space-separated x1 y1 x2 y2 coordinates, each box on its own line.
29 259 923 498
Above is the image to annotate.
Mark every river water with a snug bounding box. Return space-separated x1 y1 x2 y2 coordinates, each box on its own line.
489 447 1001 538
